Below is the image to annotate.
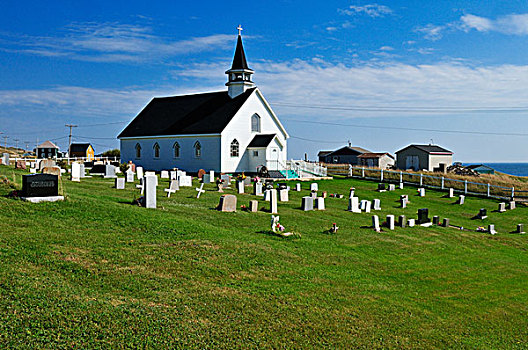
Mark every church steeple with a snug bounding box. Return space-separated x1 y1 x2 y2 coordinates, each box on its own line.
226 25 255 98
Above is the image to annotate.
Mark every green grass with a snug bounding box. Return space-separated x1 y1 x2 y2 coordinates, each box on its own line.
0 165 527 349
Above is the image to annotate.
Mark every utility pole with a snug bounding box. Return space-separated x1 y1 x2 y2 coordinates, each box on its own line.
24 141 30 153
2 135 8 152
13 139 19 154
65 124 78 164
0 132 3 152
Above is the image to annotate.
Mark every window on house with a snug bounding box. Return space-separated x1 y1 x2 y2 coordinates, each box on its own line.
253 150 259 157
251 114 261 132
135 143 141 158
173 142 180 158
194 141 201 158
153 142 160 158
230 139 239 157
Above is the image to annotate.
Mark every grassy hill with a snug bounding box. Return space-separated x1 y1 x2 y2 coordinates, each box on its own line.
0 165 527 348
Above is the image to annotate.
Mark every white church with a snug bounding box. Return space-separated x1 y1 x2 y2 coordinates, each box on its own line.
118 28 289 173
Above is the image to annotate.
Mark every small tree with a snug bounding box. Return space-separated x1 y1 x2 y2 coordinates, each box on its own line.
102 149 120 157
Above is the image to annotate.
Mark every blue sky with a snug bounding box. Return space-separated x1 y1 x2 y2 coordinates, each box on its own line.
1 1 528 162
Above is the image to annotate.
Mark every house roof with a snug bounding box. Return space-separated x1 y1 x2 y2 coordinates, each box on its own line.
358 152 395 159
396 144 453 155
318 151 332 157
230 34 251 70
69 143 92 153
247 134 276 148
326 146 371 157
36 140 59 149
467 164 494 170
118 88 256 138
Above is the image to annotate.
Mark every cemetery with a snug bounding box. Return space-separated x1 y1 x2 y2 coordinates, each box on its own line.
0 163 527 348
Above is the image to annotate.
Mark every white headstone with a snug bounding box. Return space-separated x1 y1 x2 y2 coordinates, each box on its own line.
103 164 116 178
498 202 506 213
79 163 86 178
295 183 301 192
408 219 415 227
160 170 169 179
364 201 371 213
254 182 263 196
301 196 314 211
264 189 271 201
126 169 135 182
237 181 244 194
170 170 177 180
279 189 289 202
372 215 380 232
269 189 278 214
488 224 497 235
448 188 454 198
221 174 230 185
348 197 361 213
136 166 144 179
144 174 157 209
458 195 465 205
179 175 192 187
349 188 355 198
399 182 404 189
115 177 125 190
315 197 325 210
418 188 425 197
388 184 396 191
310 183 318 191
509 201 516 210
209 170 215 179
386 215 395 230
360 200 368 210
202 174 211 184
373 199 381 210
71 163 81 182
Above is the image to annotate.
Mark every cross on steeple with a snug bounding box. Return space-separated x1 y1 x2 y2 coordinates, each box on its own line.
237 25 243 35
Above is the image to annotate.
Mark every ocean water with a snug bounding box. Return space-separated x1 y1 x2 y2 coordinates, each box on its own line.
464 163 528 177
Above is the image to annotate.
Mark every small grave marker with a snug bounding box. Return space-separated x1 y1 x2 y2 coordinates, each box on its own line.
488 224 497 235
377 183 386 192
301 196 314 211
115 178 125 190
269 189 278 214
418 188 425 197
432 216 440 225
448 188 454 198
386 215 395 230
249 200 258 212
310 183 318 191
478 208 487 219
161 170 169 179
295 183 301 192
408 219 416 227
165 180 179 197
417 208 430 225
399 215 406 228
498 202 506 212
254 182 263 196
218 195 237 212
279 189 289 202
442 218 450 227
144 174 157 209
517 224 525 234
315 197 325 210
509 201 516 210
388 184 395 191
458 195 465 205
372 199 381 211
71 163 81 182
348 197 361 213
126 169 135 183
372 215 380 232
195 183 205 198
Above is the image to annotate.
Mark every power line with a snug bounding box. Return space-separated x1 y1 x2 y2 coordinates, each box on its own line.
284 119 528 137
290 135 345 144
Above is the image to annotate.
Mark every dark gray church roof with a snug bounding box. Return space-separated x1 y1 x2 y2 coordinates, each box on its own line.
247 134 276 148
230 34 250 70
118 88 256 138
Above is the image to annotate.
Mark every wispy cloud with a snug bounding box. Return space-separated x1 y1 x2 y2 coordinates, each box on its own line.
0 22 234 63
338 4 393 18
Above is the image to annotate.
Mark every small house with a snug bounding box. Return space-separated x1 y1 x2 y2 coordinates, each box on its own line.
467 164 495 175
318 145 370 165
36 141 59 159
357 152 395 169
69 143 95 160
395 144 453 172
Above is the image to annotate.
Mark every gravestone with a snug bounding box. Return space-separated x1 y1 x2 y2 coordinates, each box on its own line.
244 177 252 186
517 224 525 234
509 201 516 210
310 183 318 191
360 200 367 210
488 224 497 235
79 163 87 178
310 190 317 199
399 182 404 189
71 163 81 182
136 167 144 180
442 218 450 227
161 170 169 179
301 196 314 211
22 173 58 197
388 184 396 191
418 188 425 197
104 164 117 178
478 208 487 219
377 183 386 192
399 215 406 228
195 183 205 198
432 216 440 225
498 202 506 213
15 160 26 170
372 199 381 211
42 166 61 176
348 197 361 213
39 159 56 171
165 180 179 197
386 215 395 230
458 195 465 205
254 182 263 196
417 208 430 225
279 189 289 202
295 183 301 192
237 181 245 194
372 215 380 232
136 178 144 195
202 174 211 184
349 187 355 198
179 175 192 187
264 189 271 201
218 194 237 212
269 189 278 214
408 219 416 227
315 197 325 210
30 168 37 174
364 201 371 213
144 175 157 209
322 191 327 198
90 164 106 175
221 174 231 185
448 188 454 198
2 153 10 166
249 200 258 212
170 170 177 180
126 169 135 183
115 177 125 190
209 170 215 180
400 197 407 208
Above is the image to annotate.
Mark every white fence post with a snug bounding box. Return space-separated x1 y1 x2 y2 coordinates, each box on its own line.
441 176 444 189
420 173 423 186
464 180 468 194
487 183 490 197
380 169 384 182
512 187 515 199
362 167 365 178
400 171 403 183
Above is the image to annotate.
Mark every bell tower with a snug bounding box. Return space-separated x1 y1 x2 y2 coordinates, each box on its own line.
226 25 255 98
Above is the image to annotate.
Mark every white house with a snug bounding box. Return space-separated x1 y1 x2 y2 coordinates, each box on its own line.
118 29 289 173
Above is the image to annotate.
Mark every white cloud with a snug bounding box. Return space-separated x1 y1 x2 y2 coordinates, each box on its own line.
0 22 234 63
415 24 448 41
339 4 392 18
379 46 394 51
460 14 493 32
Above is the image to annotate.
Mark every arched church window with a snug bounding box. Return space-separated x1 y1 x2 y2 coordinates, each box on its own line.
135 143 141 158
194 141 201 158
173 142 180 158
153 142 160 158
251 114 261 132
230 139 239 157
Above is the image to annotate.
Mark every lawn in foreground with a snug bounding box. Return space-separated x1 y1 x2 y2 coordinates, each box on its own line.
0 166 527 348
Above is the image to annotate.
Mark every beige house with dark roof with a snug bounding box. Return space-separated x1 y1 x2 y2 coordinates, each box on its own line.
395 144 453 172
357 152 395 169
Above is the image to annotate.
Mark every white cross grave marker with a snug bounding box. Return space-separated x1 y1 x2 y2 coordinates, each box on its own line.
196 183 205 198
